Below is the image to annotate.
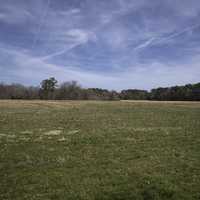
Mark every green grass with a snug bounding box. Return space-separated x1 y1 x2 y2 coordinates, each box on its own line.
0 100 200 200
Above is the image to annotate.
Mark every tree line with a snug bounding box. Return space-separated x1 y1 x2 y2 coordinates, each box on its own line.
0 77 199 101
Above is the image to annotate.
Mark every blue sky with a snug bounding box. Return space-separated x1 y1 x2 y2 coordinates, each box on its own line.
0 0 200 90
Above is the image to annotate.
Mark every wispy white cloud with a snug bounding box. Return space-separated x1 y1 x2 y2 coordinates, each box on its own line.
168 0 200 18
31 0 51 49
0 0 200 89
0 45 118 88
1 44 199 90
0 5 34 24
59 8 81 16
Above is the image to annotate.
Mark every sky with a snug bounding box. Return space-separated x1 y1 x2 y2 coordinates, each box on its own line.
0 0 200 90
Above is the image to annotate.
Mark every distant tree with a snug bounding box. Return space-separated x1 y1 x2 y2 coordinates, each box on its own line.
0 79 199 101
86 88 113 100
109 90 120 100
40 77 58 99
120 89 148 100
149 83 200 101
26 86 40 99
57 81 83 100
0 83 7 99
192 83 200 100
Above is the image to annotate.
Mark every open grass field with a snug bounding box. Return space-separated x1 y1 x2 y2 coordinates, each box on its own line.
0 100 200 200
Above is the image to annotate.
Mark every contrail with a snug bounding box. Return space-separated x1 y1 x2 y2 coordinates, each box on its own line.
133 37 155 52
41 48 71 61
133 23 200 52
31 0 51 49
154 23 200 46
41 43 82 61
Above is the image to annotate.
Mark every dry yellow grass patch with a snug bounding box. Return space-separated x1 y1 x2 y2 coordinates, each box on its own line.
44 130 62 136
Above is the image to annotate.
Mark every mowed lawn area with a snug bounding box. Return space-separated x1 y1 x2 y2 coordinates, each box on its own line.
0 100 200 200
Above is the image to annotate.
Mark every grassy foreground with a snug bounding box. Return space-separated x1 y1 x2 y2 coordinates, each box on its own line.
0 100 200 200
